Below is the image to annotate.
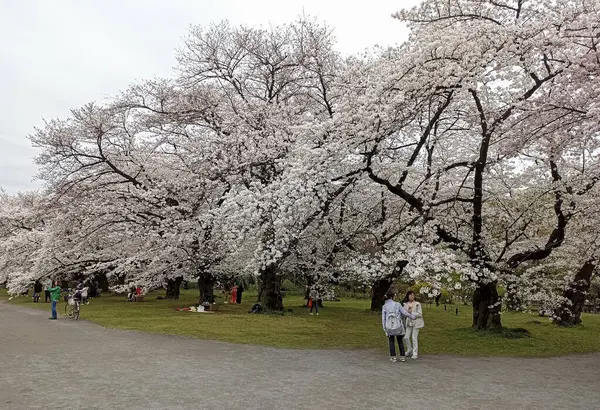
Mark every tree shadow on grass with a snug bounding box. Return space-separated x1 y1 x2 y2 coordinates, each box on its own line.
455 327 532 339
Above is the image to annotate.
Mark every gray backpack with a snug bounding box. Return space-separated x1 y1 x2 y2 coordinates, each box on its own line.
384 308 404 336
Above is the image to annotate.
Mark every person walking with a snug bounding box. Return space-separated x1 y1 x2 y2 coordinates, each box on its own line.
403 291 424 359
382 291 417 362
46 280 62 320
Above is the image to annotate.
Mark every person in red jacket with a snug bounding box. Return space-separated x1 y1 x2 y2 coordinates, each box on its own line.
230 285 238 304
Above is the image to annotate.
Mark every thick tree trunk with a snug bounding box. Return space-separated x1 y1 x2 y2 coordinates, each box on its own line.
371 279 393 311
370 261 407 311
472 281 502 329
258 264 283 311
554 261 596 326
165 277 183 299
96 272 109 292
197 270 215 305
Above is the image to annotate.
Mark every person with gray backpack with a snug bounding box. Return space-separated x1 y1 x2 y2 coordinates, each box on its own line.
382 291 417 362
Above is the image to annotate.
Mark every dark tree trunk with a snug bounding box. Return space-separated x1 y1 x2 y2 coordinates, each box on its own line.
197 270 215 305
370 260 407 311
166 277 183 299
95 272 109 292
370 278 393 311
554 261 596 326
259 264 283 311
472 281 502 329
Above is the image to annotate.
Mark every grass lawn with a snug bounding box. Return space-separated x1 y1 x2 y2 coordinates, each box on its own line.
2 288 599 356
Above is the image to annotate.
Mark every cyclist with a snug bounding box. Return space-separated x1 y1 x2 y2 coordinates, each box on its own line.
74 280 88 304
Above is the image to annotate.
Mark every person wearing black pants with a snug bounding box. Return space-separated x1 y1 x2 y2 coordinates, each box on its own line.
388 335 406 361
33 280 43 302
310 300 319 315
236 283 244 304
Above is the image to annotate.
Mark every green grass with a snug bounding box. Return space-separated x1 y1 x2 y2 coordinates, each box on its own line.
2 288 599 356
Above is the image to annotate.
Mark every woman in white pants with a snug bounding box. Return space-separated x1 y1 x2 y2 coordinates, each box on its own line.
403 291 424 359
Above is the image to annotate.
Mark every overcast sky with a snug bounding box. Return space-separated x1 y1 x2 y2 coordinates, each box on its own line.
0 0 419 194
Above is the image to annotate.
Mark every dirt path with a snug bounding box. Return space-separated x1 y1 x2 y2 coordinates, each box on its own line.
1 302 598 410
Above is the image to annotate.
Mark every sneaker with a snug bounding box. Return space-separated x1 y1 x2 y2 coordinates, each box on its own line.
310 312 314 316
48 317 57 320
316 313 319 316
412 355 418 360
405 351 413 358
390 357 397 363
400 356 406 362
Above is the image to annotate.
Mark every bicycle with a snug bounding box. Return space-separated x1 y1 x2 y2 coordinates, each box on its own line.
64 287 89 320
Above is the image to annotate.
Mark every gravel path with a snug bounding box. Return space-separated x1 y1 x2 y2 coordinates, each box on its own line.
1 302 598 410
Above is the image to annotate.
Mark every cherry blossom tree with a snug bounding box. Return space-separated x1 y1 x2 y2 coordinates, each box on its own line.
318 0 600 328
176 16 346 310
3 2 599 330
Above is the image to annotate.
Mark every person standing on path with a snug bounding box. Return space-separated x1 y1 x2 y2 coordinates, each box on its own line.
403 291 424 359
47 281 62 320
382 291 417 362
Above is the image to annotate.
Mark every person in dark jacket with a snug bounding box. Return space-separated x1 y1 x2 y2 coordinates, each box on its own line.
236 282 244 304
33 280 43 302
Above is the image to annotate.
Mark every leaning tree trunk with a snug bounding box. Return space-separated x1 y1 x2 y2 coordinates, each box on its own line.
370 261 408 311
472 281 502 330
554 261 596 326
165 277 183 299
370 278 394 311
95 272 110 292
259 264 284 311
197 270 215 305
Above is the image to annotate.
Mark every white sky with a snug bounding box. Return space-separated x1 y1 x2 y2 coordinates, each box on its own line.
0 0 419 193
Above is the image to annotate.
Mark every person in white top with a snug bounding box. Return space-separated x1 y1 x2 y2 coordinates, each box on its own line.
403 291 424 359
